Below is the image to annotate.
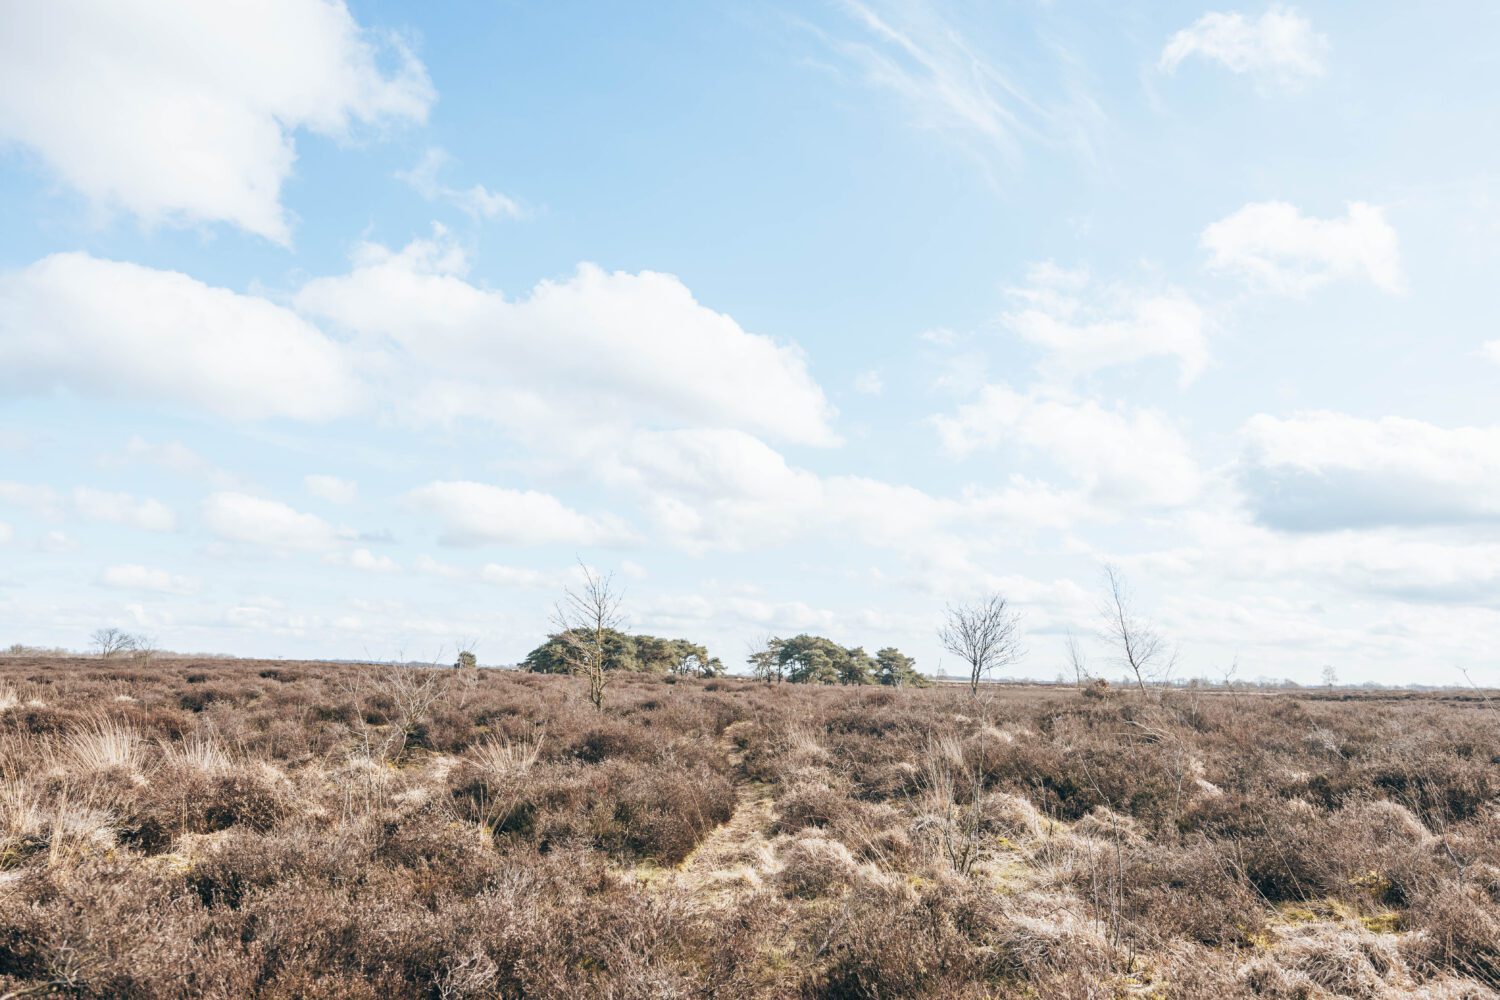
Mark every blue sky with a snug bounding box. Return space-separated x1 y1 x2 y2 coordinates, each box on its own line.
3 1 1499 684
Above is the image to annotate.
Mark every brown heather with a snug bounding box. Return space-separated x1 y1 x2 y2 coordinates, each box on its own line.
1 656 1499 998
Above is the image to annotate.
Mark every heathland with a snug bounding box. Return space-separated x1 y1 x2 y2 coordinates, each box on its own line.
2 654 1498 998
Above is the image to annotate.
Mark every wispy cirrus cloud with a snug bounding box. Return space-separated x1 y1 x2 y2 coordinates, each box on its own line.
397 148 524 221
819 0 1102 179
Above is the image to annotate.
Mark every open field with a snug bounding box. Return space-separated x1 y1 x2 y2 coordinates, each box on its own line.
2 657 1499 999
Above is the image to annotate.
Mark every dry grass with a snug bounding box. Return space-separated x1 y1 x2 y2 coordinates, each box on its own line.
0 655 1497 998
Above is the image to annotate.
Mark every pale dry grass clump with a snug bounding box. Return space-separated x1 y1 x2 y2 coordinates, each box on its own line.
159 729 234 775
1 780 117 870
1258 924 1408 999
63 715 145 776
466 732 543 778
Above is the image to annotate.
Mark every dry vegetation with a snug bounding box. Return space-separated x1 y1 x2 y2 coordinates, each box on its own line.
1 655 1499 998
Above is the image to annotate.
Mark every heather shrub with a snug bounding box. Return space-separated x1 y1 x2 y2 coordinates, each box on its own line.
776 835 859 898
2 656 1499 998
1403 880 1500 986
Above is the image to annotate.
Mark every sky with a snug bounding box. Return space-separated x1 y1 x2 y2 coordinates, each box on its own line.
2 1 1499 685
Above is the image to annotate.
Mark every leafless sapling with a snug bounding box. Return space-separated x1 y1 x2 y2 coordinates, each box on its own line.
1098 564 1174 697
553 562 624 711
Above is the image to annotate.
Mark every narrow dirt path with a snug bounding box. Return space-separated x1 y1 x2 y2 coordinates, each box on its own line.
668 735 779 905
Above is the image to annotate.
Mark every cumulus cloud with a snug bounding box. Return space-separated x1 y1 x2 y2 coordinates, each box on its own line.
41 531 78 553
305 474 358 505
1201 201 1403 295
1159 6 1327 91
406 481 631 547
1004 264 1208 384
202 492 340 550
1240 411 1500 530
398 148 522 220
0 253 363 420
0 481 61 518
296 232 838 446
0 0 433 242
932 386 1201 508
99 564 200 595
598 426 1084 579
480 563 570 589
1137 509 1500 606
74 488 176 532
104 437 238 488
343 548 397 573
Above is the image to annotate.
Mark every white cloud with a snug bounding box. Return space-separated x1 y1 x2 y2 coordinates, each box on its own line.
99 564 200 595
1159 6 1328 91
74 488 176 532
305 474 358 505
1240 411 1500 530
344 548 397 573
202 492 339 550
398 148 523 220
1005 264 1208 384
0 481 61 518
0 253 363 420
295 230 837 446
600 426 1084 575
933 386 1201 508
1201 201 1403 295
1483 340 1500 366
0 522 11 544
1127 505 1500 611
413 554 466 580
480 563 568 589
105 436 238 488
406 481 631 547
41 531 78 553
853 370 885 395
0 0 433 242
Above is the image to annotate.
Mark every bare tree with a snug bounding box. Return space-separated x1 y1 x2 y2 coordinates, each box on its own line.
939 594 1023 696
90 627 138 658
1098 564 1173 697
552 562 624 711
132 633 159 665
1065 629 1090 689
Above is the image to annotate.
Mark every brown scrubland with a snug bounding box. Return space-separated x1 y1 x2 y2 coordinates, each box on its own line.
1 655 1499 999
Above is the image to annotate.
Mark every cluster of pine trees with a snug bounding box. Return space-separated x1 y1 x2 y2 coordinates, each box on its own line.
747 634 926 686
522 629 923 686
523 629 723 677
